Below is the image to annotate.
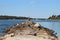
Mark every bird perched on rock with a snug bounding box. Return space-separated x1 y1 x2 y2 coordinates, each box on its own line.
34 23 40 27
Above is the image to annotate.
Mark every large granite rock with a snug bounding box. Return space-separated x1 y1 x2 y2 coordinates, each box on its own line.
0 21 59 40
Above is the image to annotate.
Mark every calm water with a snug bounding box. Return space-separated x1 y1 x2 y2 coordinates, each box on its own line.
0 20 60 36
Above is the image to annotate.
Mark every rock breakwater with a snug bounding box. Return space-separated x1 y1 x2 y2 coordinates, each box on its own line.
0 21 59 40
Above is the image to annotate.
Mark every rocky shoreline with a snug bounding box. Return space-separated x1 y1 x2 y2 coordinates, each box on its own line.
0 21 59 40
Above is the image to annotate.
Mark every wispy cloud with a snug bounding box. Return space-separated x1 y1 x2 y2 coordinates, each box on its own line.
29 1 36 7
30 1 36 4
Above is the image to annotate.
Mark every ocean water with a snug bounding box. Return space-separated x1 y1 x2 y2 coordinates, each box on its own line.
0 20 60 36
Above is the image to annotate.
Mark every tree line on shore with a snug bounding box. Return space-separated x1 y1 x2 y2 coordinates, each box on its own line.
0 15 60 20
0 15 32 20
48 15 60 20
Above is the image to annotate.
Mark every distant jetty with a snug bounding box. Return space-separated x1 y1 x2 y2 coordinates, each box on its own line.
0 21 59 40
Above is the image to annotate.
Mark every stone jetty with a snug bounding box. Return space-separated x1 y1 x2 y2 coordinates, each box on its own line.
0 21 59 40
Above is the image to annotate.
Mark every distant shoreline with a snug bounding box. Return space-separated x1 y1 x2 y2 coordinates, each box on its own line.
0 15 32 20
0 15 60 20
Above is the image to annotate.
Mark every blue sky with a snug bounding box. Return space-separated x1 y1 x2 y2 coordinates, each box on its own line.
0 0 60 18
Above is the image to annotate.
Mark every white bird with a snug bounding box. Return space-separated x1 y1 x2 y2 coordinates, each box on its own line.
34 23 40 27
16 23 19 26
